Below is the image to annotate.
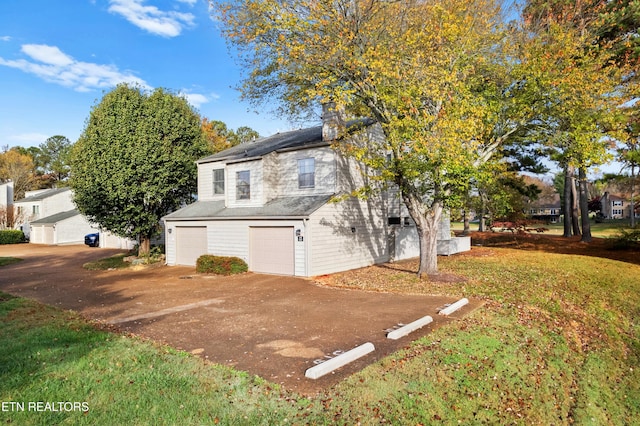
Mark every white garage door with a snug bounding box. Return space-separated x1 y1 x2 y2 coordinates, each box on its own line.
43 226 55 245
250 227 294 275
176 226 208 266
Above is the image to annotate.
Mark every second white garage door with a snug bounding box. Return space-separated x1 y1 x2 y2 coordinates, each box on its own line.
249 227 295 275
175 226 207 266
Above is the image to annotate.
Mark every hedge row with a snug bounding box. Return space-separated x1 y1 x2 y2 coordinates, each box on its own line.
196 255 248 275
0 230 25 245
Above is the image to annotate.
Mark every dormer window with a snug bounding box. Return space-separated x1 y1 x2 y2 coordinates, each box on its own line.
236 170 250 200
298 158 315 188
213 169 225 195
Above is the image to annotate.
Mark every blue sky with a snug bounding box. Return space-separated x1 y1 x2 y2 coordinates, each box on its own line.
0 0 294 149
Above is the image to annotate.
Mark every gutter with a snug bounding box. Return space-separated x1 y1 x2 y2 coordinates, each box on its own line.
163 215 312 221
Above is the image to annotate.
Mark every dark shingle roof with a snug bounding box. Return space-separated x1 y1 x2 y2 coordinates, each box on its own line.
197 118 374 164
15 187 71 203
163 195 333 221
30 209 80 225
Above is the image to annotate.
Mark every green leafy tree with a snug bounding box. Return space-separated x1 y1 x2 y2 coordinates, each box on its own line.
38 135 73 185
514 11 626 241
201 119 260 153
214 0 515 276
234 126 260 144
71 84 208 256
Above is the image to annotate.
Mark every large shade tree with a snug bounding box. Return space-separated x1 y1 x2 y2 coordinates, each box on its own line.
38 135 73 185
517 4 628 242
71 84 208 255
214 0 514 276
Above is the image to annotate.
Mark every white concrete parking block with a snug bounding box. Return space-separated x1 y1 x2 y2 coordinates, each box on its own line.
386 315 433 340
305 342 375 379
438 298 469 316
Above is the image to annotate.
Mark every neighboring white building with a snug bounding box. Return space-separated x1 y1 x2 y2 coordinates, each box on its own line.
0 181 14 229
14 187 75 239
14 187 136 248
163 110 469 276
0 181 13 210
29 209 99 245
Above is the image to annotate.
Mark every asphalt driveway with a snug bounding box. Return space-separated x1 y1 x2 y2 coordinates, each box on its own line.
0 244 477 394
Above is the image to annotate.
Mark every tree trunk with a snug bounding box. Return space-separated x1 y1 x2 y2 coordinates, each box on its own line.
462 209 470 236
403 192 442 278
563 165 573 237
478 192 486 232
578 167 592 242
571 171 581 237
138 236 151 257
631 164 636 228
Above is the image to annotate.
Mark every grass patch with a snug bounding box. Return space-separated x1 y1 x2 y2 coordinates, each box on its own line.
452 220 632 237
0 294 302 425
0 257 22 267
82 253 130 271
1 242 639 424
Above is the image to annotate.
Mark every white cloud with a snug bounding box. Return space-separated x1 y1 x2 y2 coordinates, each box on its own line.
182 92 215 108
21 44 73 66
0 36 11 42
0 44 149 92
177 0 198 5
108 0 195 37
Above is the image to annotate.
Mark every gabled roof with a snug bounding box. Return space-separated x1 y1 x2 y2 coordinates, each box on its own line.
30 209 81 225
197 118 374 164
15 187 71 203
163 195 333 221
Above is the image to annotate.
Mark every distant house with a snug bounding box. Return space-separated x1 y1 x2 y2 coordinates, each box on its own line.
0 181 13 210
14 187 135 248
524 177 561 223
29 209 99 245
526 195 561 223
14 187 76 239
600 192 638 220
163 107 470 276
0 181 14 229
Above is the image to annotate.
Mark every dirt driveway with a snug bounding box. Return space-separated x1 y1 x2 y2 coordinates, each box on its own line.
0 244 477 394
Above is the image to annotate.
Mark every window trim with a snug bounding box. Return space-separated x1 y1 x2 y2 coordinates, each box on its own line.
298 158 315 189
212 169 225 195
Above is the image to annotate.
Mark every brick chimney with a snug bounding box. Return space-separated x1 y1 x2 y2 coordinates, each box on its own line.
322 102 346 142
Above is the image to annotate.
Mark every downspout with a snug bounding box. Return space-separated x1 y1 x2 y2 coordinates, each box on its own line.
303 218 310 277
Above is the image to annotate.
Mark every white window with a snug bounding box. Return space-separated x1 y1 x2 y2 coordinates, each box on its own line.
613 209 623 215
32 205 39 216
298 158 315 188
213 169 225 195
236 170 250 200
613 200 623 206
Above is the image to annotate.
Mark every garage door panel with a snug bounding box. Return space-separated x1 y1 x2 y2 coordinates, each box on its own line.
176 226 207 266
250 227 294 275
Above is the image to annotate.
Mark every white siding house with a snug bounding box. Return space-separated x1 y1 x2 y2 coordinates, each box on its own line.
164 111 469 276
14 187 137 248
0 181 13 211
29 210 100 245
0 181 14 229
14 187 76 239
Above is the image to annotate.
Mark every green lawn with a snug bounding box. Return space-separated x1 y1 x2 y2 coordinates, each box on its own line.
452 220 632 237
1 244 639 425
